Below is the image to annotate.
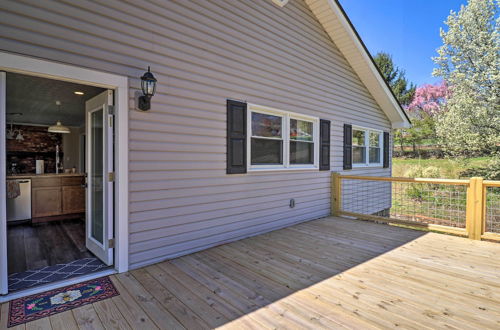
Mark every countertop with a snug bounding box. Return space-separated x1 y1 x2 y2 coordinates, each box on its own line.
7 173 85 179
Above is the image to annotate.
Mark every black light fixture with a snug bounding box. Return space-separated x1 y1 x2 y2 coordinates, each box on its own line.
138 66 157 111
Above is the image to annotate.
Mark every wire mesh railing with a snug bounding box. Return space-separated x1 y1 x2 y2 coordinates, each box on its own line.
341 178 468 228
485 183 500 234
332 174 500 241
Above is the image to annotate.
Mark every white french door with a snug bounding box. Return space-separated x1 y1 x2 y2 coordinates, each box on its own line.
85 90 114 266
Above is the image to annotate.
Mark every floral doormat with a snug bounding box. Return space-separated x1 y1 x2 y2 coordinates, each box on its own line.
8 276 119 327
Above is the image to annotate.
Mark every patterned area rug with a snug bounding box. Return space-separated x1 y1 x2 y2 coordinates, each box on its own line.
8 258 108 292
8 276 119 327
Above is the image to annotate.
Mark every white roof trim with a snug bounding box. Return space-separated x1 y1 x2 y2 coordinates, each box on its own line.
305 0 411 128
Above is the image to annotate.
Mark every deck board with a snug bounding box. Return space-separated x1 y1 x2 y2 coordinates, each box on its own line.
2 216 500 329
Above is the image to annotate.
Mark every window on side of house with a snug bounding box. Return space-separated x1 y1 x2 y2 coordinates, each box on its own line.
248 104 319 171
290 118 314 164
250 112 283 165
352 127 383 167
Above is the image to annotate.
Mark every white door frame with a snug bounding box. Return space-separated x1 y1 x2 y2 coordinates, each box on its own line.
0 52 129 295
0 72 7 295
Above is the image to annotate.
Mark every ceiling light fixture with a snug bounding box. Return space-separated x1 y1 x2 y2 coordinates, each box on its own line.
74 91 84 95
48 101 71 134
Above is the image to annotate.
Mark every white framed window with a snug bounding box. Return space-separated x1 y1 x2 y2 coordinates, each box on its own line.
247 104 319 171
352 126 383 167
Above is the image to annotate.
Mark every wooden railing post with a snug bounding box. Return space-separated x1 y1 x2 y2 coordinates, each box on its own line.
331 173 341 216
466 177 485 240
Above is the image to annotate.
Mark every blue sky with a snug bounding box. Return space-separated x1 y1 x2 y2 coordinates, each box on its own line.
339 0 467 86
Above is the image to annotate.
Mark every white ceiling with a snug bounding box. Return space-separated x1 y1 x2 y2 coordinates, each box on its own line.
6 72 105 127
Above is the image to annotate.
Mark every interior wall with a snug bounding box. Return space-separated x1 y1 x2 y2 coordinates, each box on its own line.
62 126 84 173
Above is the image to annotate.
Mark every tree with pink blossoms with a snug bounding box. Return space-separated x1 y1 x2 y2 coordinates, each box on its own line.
406 81 448 118
395 81 448 155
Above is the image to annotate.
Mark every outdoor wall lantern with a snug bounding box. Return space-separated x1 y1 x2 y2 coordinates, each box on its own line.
138 66 157 111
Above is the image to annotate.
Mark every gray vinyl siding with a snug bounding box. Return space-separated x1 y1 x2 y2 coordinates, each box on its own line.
0 0 392 268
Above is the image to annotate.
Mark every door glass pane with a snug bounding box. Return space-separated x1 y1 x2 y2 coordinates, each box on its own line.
290 119 313 142
251 138 283 164
91 109 104 244
252 112 282 138
353 146 366 164
290 141 314 164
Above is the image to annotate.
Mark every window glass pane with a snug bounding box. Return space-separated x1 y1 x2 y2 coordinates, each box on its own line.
290 141 314 164
352 130 365 146
370 132 380 147
252 112 282 138
353 146 366 164
251 138 283 164
369 147 380 163
290 119 313 142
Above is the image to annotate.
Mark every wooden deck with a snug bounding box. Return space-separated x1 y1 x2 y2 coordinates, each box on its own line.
2 216 500 329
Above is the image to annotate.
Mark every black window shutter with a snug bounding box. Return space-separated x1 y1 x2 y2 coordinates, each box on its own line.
319 119 331 171
227 100 247 174
383 131 390 168
343 124 352 170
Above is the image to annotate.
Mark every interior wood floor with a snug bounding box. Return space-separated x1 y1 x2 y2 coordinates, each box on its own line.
2 216 500 329
7 218 92 274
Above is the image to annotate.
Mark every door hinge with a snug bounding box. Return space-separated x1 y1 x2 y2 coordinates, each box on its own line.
109 238 115 248
108 172 115 182
108 105 115 115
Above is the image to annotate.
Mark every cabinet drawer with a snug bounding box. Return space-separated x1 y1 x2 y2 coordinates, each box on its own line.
62 176 85 186
32 177 61 188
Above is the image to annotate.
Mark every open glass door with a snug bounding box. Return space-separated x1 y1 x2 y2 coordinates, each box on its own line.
0 72 7 295
85 90 114 266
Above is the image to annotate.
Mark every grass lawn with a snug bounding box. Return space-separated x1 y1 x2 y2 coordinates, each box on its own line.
392 156 492 178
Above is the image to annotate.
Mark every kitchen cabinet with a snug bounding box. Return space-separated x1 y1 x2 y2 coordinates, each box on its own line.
62 186 85 214
32 187 62 218
29 174 85 221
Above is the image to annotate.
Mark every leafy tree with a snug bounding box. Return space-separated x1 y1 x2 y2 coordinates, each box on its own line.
432 0 500 156
374 52 416 106
373 52 416 153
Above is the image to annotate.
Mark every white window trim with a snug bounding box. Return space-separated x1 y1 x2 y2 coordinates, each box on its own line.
247 104 319 172
352 126 383 168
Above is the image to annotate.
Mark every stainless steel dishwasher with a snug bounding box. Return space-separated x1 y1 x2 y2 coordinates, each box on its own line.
7 179 32 222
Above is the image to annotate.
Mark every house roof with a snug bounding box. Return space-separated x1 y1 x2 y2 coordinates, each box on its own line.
304 0 411 128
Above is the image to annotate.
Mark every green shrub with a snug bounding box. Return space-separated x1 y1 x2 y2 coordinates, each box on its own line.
403 165 442 201
422 166 442 178
403 165 442 178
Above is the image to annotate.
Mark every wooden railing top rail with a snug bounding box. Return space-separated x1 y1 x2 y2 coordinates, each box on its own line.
484 180 500 187
338 175 470 186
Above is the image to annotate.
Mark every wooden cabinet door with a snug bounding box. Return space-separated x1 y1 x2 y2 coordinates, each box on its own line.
62 186 85 214
32 187 62 218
